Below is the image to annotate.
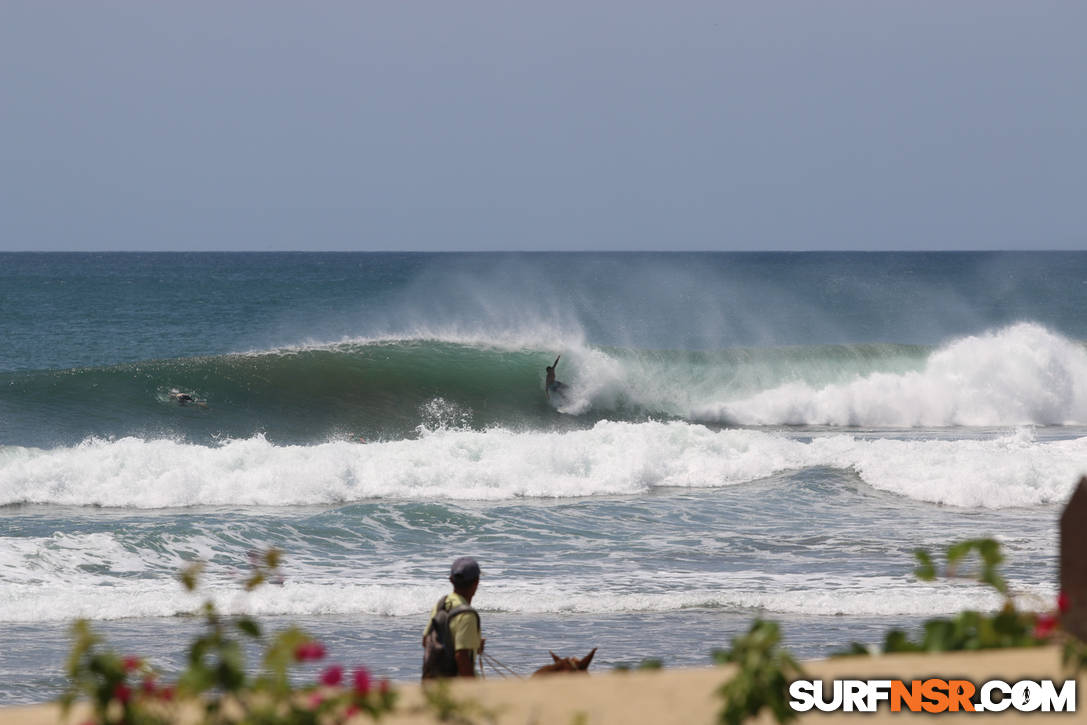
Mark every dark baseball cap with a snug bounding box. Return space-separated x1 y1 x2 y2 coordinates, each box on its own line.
449 556 481 585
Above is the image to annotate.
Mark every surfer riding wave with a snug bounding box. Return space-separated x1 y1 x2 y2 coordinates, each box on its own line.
545 355 568 401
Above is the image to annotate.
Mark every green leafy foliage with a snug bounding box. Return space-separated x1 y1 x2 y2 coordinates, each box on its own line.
1063 638 1087 672
61 550 397 724
713 620 804 725
842 537 1049 655
721 538 1073 723
942 538 1007 594
912 548 935 582
873 606 1043 653
62 619 172 725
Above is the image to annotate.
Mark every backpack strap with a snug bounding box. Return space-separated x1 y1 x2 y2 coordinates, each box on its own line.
425 596 480 641
444 604 481 654
445 604 480 631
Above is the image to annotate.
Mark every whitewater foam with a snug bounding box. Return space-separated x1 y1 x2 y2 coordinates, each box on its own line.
0 568 1049 623
1 421 1084 509
697 324 1087 427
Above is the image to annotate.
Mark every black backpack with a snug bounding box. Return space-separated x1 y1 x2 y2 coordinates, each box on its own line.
422 595 480 679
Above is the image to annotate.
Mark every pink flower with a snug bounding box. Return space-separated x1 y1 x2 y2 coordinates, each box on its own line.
320 664 343 687
113 683 132 704
1058 591 1070 614
294 641 326 662
122 655 142 672
140 676 157 695
157 686 175 702
353 667 371 695
308 693 323 709
379 679 390 695
345 705 360 719
1034 613 1058 639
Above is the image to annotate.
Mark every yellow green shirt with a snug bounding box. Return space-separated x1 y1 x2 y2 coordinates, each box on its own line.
424 592 482 655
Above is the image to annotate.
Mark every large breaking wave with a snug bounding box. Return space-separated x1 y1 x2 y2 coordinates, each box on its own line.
2 323 1085 447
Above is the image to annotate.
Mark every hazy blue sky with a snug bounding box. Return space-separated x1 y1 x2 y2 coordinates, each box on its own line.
2 2 1084 251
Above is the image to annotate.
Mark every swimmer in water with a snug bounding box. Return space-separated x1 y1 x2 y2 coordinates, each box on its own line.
169 390 204 407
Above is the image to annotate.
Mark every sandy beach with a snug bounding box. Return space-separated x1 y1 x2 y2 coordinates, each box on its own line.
5 646 1081 724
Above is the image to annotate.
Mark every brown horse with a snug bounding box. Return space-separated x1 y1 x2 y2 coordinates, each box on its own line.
531 648 597 676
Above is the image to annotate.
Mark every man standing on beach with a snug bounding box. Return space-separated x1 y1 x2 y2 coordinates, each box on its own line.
422 556 484 677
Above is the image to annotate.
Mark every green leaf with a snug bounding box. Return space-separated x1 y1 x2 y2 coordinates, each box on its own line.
831 642 872 657
179 561 205 592
216 640 247 691
236 616 262 639
946 540 973 573
715 620 804 725
260 627 311 696
913 549 936 580
977 538 1003 567
882 629 918 653
980 569 1008 595
265 548 282 569
178 662 216 695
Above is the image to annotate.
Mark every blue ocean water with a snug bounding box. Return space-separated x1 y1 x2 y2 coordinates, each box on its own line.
1 252 1084 704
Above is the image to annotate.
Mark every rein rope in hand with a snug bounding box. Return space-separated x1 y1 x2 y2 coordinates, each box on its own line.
480 652 524 679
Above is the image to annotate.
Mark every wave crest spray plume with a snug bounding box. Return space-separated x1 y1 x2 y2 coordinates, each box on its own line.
699 324 1087 427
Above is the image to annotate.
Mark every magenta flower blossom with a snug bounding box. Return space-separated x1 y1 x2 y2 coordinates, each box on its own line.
353 667 371 695
320 664 344 687
1034 612 1058 639
294 641 326 662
